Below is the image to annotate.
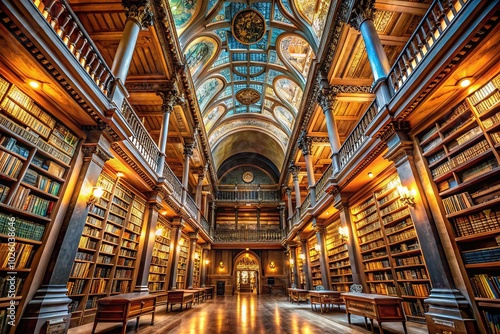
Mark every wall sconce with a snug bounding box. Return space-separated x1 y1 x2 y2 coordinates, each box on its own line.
194 253 199 260
314 244 321 253
269 261 276 269
338 226 349 241
397 185 417 206
205 259 210 265
289 258 294 266
87 186 104 208
155 228 164 236
219 261 224 269
299 253 305 261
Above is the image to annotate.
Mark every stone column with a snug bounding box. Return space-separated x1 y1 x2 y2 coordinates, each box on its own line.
202 192 208 217
134 191 163 292
299 235 313 290
200 246 210 287
111 0 153 83
317 86 341 172
289 244 299 287
298 132 316 205
185 232 198 289
18 129 113 333
156 88 179 176
285 187 293 230
383 122 476 333
181 138 195 204
278 205 286 231
334 196 366 288
168 218 185 290
209 202 216 230
347 0 391 105
289 164 302 208
313 219 330 289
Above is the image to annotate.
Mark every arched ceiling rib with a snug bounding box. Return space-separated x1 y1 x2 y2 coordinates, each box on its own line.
169 0 331 179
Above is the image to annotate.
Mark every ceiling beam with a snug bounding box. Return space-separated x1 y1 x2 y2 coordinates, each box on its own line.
375 0 429 15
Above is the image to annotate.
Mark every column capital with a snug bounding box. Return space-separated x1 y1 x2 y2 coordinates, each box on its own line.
123 0 153 29
189 231 199 240
172 217 185 229
289 164 301 180
183 138 195 157
157 86 183 114
285 186 292 197
317 86 337 111
348 0 376 31
298 131 313 156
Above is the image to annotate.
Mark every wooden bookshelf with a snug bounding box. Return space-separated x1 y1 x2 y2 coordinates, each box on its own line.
297 244 305 289
176 235 189 289
193 244 201 287
325 219 352 292
351 173 431 321
0 75 79 333
148 216 171 293
417 72 500 333
308 235 322 288
67 171 146 327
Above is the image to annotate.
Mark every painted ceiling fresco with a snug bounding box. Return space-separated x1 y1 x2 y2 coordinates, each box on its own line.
169 0 330 172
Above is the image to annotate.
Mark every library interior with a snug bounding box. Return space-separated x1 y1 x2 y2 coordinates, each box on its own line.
0 0 499 333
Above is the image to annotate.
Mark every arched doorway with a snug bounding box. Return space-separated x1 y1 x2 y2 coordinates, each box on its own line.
233 252 261 295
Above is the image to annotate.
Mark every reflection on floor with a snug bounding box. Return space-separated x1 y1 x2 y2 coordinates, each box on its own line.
69 294 429 334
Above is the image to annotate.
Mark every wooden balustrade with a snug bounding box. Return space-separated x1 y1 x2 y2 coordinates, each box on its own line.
388 0 469 93
185 194 198 218
216 188 281 202
33 0 114 95
315 164 332 202
163 163 183 203
214 229 284 242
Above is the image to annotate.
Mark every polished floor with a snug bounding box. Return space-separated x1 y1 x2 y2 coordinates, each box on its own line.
69 293 429 334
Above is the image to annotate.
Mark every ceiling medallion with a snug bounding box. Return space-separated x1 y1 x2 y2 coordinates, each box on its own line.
242 171 254 183
236 88 261 105
232 9 266 45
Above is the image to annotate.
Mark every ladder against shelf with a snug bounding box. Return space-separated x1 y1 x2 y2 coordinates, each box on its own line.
416 71 500 333
351 173 431 320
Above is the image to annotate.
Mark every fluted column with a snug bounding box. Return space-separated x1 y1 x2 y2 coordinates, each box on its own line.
278 205 286 231
298 132 316 205
111 1 153 83
347 0 391 105
181 138 195 204
156 88 179 175
185 232 198 289
168 218 185 290
383 122 475 333
195 165 207 214
289 164 302 208
299 235 312 290
317 86 341 172
134 191 163 292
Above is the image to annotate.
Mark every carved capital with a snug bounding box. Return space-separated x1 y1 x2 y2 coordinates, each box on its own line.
317 87 337 112
285 187 292 197
289 164 301 180
331 84 372 94
384 142 414 166
157 86 184 114
189 231 199 240
81 144 113 162
298 131 313 156
380 120 411 143
348 0 376 31
123 0 153 29
183 138 195 157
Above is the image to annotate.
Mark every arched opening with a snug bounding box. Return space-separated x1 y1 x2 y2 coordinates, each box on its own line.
233 251 262 295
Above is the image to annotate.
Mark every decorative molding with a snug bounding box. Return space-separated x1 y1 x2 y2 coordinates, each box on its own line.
379 120 410 142
157 86 184 114
81 145 113 162
111 143 156 187
297 131 313 156
125 81 175 92
123 0 154 29
183 138 195 156
310 136 330 144
331 84 372 94
289 164 301 180
348 0 376 31
317 86 337 111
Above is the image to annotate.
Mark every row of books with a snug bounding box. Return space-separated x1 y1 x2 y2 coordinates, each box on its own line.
474 90 500 115
396 268 428 280
387 229 417 244
364 260 390 270
0 151 22 178
470 274 500 299
70 262 91 278
453 209 500 237
0 113 39 145
5 86 55 129
368 283 398 295
23 168 61 196
0 214 45 241
0 276 24 298
67 279 86 295
1 98 51 138
402 300 426 317
468 78 498 106
442 192 474 214
1 136 29 158
393 255 424 267
0 184 9 203
367 272 393 281
431 140 490 179
399 282 430 297
90 279 107 294
462 246 500 264
0 242 34 269
482 111 500 129
94 266 111 278
482 310 500 334
385 218 413 235
112 280 130 293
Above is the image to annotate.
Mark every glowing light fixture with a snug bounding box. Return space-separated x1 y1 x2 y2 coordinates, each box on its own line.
155 228 163 236
397 185 417 206
338 226 349 241
87 186 104 208
457 77 472 88
269 261 276 269
368 172 374 178
28 79 41 89
219 261 224 269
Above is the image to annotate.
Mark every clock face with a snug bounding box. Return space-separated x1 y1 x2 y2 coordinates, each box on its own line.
242 171 254 183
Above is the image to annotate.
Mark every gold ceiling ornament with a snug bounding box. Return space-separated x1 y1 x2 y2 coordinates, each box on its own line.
235 88 261 105
242 171 254 183
232 9 266 45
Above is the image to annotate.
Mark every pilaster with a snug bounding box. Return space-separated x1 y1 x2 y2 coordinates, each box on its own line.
168 218 185 290
185 232 199 289
312 219 330 289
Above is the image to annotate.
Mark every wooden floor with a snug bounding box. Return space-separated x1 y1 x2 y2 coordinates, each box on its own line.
69 293 429 334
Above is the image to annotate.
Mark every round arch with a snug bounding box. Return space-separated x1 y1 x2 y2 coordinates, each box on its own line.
232 251 263 295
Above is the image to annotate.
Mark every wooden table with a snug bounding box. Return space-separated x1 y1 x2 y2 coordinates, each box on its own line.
262 284 284 295
308 290 344 313
204 285 214 299
287 288 309 304
342 292 407 334
175 289 202 304
92 292 157 334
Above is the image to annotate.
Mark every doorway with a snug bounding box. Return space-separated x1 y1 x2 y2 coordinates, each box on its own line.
234 252 261 294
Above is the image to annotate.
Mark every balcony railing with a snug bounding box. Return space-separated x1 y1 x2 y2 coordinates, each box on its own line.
121 100 160 172
200 215 211 236
33 0 113 95
338 100 378 169
214 229 285 242
163 163 183 203
301 193 311 216
315 164 332 202
291 208 301 227
217 187 281 202
388 0 469 93
185 194 198 219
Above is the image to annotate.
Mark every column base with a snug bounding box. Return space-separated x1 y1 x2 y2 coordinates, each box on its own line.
17 285 71 334
424 288 477 334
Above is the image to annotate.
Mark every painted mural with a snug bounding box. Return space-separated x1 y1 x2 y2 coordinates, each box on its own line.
280 35 314 77
169 0 200 33
274 105 294 131
293 0 331 39
274 77 303 111
185 37 218 76
197 77 224 111
232 9 266 44
204 105 225 132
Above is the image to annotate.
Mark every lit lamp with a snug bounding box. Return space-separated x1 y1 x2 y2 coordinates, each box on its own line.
338 226 349 241
269 261 276 269
289 258 294 266
299 253 305 261
155 228 164 236
205 259 210 265
194 253 199 260
219 261 224 269
314 244 321 253
87 186 104 209
397 185 417 206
